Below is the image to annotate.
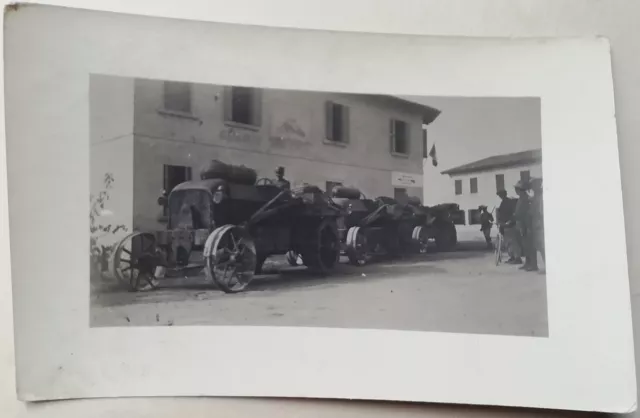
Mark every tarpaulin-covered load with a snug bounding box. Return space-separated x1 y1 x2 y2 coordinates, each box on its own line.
199 160 257 185
331 186 362 200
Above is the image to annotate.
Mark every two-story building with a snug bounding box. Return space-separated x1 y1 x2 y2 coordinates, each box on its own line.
440 149 542 224
90 75 441 238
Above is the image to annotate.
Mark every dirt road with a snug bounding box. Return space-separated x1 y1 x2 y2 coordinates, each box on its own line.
91 240 548 337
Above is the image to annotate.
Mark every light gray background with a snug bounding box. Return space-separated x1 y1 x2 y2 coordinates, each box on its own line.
1 0 639 417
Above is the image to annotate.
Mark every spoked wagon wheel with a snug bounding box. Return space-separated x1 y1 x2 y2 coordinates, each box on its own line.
346 226 370 266
301 219 340 275
112 232 159 292
411 226 429 254
204 225 257 294
286 250 303 266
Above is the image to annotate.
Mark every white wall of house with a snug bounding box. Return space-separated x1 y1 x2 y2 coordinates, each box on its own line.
408 96 541 206
132 79 429 230
446 163 543 224
90 75 135 246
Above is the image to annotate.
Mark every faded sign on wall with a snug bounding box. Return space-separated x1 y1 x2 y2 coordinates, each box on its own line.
391 171 423 188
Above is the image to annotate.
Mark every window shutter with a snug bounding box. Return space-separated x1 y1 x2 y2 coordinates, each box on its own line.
389 120 395 153
342 105 350 143
405 122 410 154
223 86 233 122
251 88 263 127
325 101 334 141
422 129 428 158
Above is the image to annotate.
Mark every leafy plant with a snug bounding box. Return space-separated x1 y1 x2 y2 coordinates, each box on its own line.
90 173 128 275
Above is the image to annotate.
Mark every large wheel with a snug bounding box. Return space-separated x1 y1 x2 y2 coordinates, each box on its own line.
286 250 303 266
111 232 159 292
411 226 429 254
301 219 340 274
435 223 457 252
204 225 257 293
346 226 370 266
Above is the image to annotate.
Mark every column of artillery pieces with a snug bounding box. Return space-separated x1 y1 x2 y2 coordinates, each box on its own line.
110 160 343 294
326 186 427 266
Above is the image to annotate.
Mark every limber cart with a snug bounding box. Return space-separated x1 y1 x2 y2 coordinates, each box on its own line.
110 161 343 293
329 186 427 265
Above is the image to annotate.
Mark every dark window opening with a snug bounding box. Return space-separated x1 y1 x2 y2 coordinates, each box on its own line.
163 82 192 113
470 177 478 194
520 170 531 183
394 187 408 203
326 181 343 195
390 119 409 155
163 165 192 217
468 209 481 225
495 174 505 192
455 179 462 195
325 102 349 143
422 128 428 158
230 87 260 126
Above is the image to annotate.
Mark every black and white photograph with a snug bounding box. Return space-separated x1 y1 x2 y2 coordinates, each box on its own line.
5 4 635 411
90 75 546 336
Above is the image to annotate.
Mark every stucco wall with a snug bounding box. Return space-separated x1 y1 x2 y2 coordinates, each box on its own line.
89 75 135 247
132 79 427 230
446 163 543 222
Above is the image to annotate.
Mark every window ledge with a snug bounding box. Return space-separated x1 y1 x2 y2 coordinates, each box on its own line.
323 138 348 147
157 108 200 121
391 151 410 159
224 121 261 132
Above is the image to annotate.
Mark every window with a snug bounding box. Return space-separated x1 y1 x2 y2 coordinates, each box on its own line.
520 170 531 183
394 187 408 202
225 86 262 127
422 127 428 158
468 209 481 225
325 101 350 143
495 174 505 192
326 181 343 195
163 82 192 113
470 177 478 194
162 165 192 216
390 119 409 155
454 179 462 195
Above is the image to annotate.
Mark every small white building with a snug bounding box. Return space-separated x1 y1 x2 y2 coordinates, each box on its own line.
440 149 542 224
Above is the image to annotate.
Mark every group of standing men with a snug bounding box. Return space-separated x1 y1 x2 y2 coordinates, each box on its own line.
495 178 545 272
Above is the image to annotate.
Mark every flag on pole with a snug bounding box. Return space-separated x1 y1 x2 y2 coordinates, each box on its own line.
428 144 438 166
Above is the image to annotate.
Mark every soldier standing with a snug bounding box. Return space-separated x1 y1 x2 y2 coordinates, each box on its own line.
530 178 545 266
514 180 537 272
274 166 291 190
478 205 494 249
496 189 522 264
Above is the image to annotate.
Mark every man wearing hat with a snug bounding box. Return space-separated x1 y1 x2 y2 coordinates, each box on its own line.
496 189 522 264
515 180 537 271
530 177 545 267
274 166 291 190
478 205 494 249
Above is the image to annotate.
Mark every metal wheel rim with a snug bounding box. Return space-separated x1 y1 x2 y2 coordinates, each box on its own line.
113 232 157 291
206 225 256 293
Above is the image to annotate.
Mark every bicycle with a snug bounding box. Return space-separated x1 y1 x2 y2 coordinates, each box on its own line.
494 229 508 266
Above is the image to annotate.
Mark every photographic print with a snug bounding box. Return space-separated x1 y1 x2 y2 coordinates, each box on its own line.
4 5 634 411
90 77 547 336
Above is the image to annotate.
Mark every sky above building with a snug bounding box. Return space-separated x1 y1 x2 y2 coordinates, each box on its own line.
398 96 542 204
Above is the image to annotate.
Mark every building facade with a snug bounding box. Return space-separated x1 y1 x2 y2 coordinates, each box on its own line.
440 149 542 224
90 75 441 238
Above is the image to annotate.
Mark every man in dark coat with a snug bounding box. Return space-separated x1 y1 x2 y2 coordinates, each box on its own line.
274 166 291 190
478 205 494 249
530 178 545 266
515 180 537 271
496 189 522 264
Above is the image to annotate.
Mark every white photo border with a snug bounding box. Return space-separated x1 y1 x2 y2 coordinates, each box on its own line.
3 5 635 412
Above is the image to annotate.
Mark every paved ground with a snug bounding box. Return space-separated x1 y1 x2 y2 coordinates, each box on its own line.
90 233 548 337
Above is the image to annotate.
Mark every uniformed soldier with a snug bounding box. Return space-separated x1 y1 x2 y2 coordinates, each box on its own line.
514 180 537 271
530 177 545 266
478 205 494 249
496 189 522 264
274 166 291 190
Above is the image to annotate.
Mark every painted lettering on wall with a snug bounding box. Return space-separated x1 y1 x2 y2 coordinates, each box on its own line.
219 127 261 144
